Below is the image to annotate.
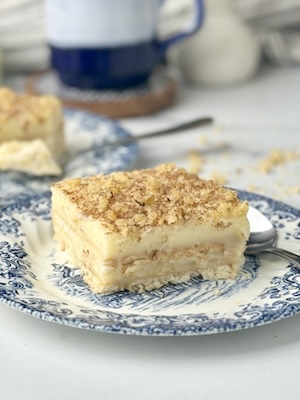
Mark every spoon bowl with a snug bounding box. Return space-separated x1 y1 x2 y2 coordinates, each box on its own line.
245 206 300 267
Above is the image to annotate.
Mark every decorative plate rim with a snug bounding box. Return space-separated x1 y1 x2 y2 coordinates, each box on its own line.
0 190 299 336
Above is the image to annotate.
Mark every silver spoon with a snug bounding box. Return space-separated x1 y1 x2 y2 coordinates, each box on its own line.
60 116 214 172
245 205 300 267
79 116 213 151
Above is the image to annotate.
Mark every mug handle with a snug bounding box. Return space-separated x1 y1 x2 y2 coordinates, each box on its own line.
158 0 205 55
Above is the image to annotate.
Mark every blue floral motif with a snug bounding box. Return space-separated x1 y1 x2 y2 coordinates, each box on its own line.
0 214 22 237
0 189 299 336
0 192 51 224
0 241 36 298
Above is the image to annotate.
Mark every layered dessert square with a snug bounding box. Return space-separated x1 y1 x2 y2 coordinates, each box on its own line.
51 164 250 294
0 88 65 175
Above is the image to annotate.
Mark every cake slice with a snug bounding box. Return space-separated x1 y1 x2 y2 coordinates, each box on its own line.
51 164 250 294
0 87 65 161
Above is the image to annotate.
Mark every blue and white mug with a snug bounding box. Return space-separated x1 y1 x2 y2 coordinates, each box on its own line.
45 0 204 90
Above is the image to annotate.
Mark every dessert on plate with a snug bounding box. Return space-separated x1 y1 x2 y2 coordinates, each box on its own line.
51 164 250 294
0 87 65 175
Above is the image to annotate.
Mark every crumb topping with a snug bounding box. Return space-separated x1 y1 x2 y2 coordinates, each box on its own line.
52 164 248 236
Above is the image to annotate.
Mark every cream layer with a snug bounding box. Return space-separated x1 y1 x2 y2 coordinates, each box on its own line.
53 211 248 294
53 204 249 264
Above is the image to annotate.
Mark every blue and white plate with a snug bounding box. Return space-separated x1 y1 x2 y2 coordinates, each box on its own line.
0 109 138 205
0 190 299 336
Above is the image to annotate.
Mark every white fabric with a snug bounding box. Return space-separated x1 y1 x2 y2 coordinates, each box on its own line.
236 0 300 65
1 0 300 72
0 0 48 72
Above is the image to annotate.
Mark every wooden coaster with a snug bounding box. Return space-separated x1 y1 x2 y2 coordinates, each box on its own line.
26 68 177 119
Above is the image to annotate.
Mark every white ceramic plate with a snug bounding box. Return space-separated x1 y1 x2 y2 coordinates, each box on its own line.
0 190 299 336
0 108 138 205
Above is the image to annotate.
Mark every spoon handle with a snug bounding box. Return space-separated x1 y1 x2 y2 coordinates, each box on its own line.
263 247 300 268
105 116 213 147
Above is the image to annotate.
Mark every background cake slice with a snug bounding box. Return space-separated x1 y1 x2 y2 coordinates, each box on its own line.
0 88 65 175
51 164 250 294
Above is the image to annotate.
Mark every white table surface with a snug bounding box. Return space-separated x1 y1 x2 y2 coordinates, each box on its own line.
1 66 300 400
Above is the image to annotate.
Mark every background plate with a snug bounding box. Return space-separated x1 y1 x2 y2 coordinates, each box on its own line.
0 108 138 205
0 190 299 336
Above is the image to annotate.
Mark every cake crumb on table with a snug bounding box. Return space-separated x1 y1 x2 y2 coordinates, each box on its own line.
187 150 204 174
210 171 228 186
257 148 300 173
